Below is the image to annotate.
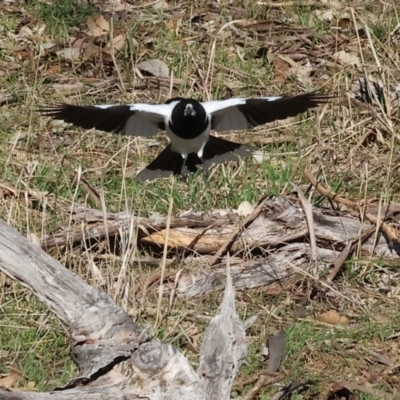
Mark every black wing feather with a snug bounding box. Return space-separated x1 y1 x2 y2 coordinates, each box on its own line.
136 136 256 181
202 135 256 164
136 145 186 181
39 104 135 134
238 92 334 127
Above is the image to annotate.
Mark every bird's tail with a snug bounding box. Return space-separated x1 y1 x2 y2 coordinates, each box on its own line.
136 136 256 181
136 144 187 181
201 135 256 164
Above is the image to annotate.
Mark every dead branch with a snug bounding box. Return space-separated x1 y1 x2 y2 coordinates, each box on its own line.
40 196 400 299
43 196 400 261
1 218 247 399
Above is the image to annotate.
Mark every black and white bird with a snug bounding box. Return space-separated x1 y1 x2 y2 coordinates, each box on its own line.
39 92 333 181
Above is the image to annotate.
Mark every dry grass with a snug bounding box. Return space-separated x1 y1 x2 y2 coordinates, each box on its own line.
0 0 400 398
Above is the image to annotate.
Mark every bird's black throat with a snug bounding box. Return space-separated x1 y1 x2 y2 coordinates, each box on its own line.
168 99 209 139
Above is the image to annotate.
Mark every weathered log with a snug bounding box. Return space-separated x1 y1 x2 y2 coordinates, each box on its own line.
40 196 400 298
42 197 400 259
0 219 247 399
158 243 338 298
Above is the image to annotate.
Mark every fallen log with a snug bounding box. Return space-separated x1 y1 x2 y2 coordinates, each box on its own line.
40 195 400 298
0 219 247 399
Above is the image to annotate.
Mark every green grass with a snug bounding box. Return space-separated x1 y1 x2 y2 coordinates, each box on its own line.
30 0 96 41
0 289 76 390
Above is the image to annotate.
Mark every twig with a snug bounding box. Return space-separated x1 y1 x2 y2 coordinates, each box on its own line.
292 184 317 261
327 225 376 282
270 380 311 400
155 179 175 329
0 93 16 105
71 173 101 209
350 128 375 155
327 242 352 282
238 375 284 400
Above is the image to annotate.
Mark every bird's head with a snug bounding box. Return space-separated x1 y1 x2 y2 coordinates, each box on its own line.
170 99 206 123
184 103 197 117
168 98 208 136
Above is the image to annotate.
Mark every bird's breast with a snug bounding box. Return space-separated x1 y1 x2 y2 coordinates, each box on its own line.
167 127 210 155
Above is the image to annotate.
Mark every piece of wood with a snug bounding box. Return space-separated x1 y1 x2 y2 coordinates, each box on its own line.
198 255 248 398
0 219 208 399
0 219 255 399
304 169 400 244
158 243 338 298
42 197 399 259
40 195 400 299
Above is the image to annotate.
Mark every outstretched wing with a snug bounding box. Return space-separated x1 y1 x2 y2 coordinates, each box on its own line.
39 103 172 136
203 92 334 132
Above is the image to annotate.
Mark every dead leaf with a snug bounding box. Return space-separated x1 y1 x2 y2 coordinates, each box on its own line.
103 34 126 54
19 25 33 37
56 47 81 61
136 59 169 78
267 329 286 372
338 18 351 29
272 57 289 83
333 50 360 67
84 39 100 59
317 310 349 325
87 15 109 37
313 9 350 23
45 64 61 75
362 347 392 366
56 37 88 61
277 55 313 85
289 60 313 86
313 9 336 22
39 42 55 53
237 201 255 217
153 0 170 10
0 370 22 389
27 232 41 247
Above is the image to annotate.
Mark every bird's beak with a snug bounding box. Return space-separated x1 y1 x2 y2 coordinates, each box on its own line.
184 105 196 116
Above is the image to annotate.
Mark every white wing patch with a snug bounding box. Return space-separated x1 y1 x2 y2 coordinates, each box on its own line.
202 98 247 114
93 103 172 136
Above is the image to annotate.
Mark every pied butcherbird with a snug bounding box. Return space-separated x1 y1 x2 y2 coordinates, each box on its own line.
39 92 333 181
